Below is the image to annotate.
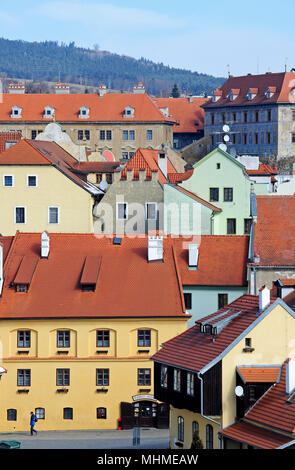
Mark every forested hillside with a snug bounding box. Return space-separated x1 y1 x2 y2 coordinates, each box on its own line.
0 38 225 96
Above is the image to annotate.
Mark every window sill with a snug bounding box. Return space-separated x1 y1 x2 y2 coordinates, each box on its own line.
96 350 109 354
17 388 29 393
17 350 30 354
96 388 108 393
57 350 69 354
137 349 150 354
138 388 151 393
56 388 69 393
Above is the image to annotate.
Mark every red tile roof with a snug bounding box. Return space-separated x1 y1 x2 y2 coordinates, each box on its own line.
153 97 208 133
237 366 280 383
173 235 248 286
0 139 101 196
152 295 276 372
120 148 191 185
220 421 294 449
244 360 295 434
71 161 121 174
0 131 22 153
172 186 222 212
246 164 277 176
167 170 194 184
0 233 187 319
278 278 295 287
204 72 295 108
254 196 295 266
0 93 175 123
0 237 14 263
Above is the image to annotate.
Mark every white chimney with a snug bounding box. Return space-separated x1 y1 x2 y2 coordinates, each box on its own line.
41 231 50 258
133 82 145 94
98 84 107 97
148 233 163 262
158 151 167 179
189 244 199 268
286 358 295 395
0 243 3 295
259 285 270 311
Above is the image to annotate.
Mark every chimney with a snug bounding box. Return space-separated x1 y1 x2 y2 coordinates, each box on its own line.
133 82 145 94
8 82 25 94
188 244 199 268
98 84 107 97
158 151 167 179
259 285 270 311
286 359 295 395
54 82 70 94
148 232 163 262
41 231 50 258
189 95 194 104
0 243 3 296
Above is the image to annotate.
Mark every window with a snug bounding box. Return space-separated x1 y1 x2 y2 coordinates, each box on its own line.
211 114 215 125
146 203 157 220
31 130 37 140
146 130 153 141
223 188 233 202
221 113 226 124
244 219 252 235
232 133 236 144
16 284 28 293
187 372 194 396
210 188 219 202
57 330 70 348
48 207 59 224
7 409 17 421
96 369 109 386
292 133 295 144
5 140 18 149
232 112 237 122
129 130 135 140
244 112 248 123
138 368 151 386
106 130 112 140
218 293 228 309
97 407 107 419
17 331 31 348
77 130 90 140
3 175 13 187
35 408 45 420
81 284 95 292
122 152 129 160
245 337 252 348
106 173 112 184
122 130 135 140
117 202 128 220
17 369 31 386
206 424 213 449
267 110 272 121
122 130 129 141
227 218 236 234
96 174 102 184
63 408 73 420
216 163 221 169
192 421 199 437
267 132 271 144
56 369 70 386
243 134 247 145
255 111 259 122
173 369 181 392
15 207 25 224
255 133 259 145
27 175 37 187
292 110 295 122
96 330 110 348
178 416 184 442
160 365 168 388
184 293 192 310
138 330 151 347
85 130 90 140
99 130 105 140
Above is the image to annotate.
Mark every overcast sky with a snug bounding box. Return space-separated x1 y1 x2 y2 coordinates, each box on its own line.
1 0 294 77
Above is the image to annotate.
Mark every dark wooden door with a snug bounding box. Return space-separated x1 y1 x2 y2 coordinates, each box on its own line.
120 402 134 429
157 403 169 428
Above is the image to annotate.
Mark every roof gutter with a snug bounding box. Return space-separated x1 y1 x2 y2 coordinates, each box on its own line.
197 371 223 449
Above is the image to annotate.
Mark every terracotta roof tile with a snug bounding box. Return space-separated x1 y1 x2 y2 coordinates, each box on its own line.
153 97 208 133
246 164 277 176
237 366 280 383
172 186 222 212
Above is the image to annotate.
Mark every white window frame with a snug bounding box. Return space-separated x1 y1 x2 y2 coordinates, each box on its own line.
14 206 26 224
11 106 22 118
116 202 128 220
43 106 55 119
3 174 14 187
48 206 60 225
146 129 153 141
145 202 157 220
79 106 90 119
27 175 38 188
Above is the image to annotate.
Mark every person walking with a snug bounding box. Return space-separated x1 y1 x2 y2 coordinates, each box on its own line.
30 411 38 436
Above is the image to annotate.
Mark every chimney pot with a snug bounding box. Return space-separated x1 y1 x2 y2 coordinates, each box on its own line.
158 151 167 179
41 231 50 258
188 244 199 268
148 232 163 262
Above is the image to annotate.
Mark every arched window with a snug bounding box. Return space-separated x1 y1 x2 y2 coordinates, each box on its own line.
192 420 199 437
7 409 17 421
177 416 184 442
206 424 213 449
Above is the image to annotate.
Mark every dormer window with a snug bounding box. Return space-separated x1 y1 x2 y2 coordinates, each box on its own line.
265 87 276 99
123 106 135 118
212 89 222 102
247 88 258 101
229 89 240 101
11 106 22 118
43 106 55 119
79 106 90 119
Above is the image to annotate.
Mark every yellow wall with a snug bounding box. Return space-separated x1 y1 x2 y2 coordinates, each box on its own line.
169 406 221 450
0 317 187 431
0 165 94 235
222 303 295 429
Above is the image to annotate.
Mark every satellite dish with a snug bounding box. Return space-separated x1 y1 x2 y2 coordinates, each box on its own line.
223 134 230 142
0 367 6 375
223 124 230 133
99 180 108 191
235 385 244 397
218 143 227 152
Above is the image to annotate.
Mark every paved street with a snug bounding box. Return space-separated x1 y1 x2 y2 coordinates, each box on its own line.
0 428 169 449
